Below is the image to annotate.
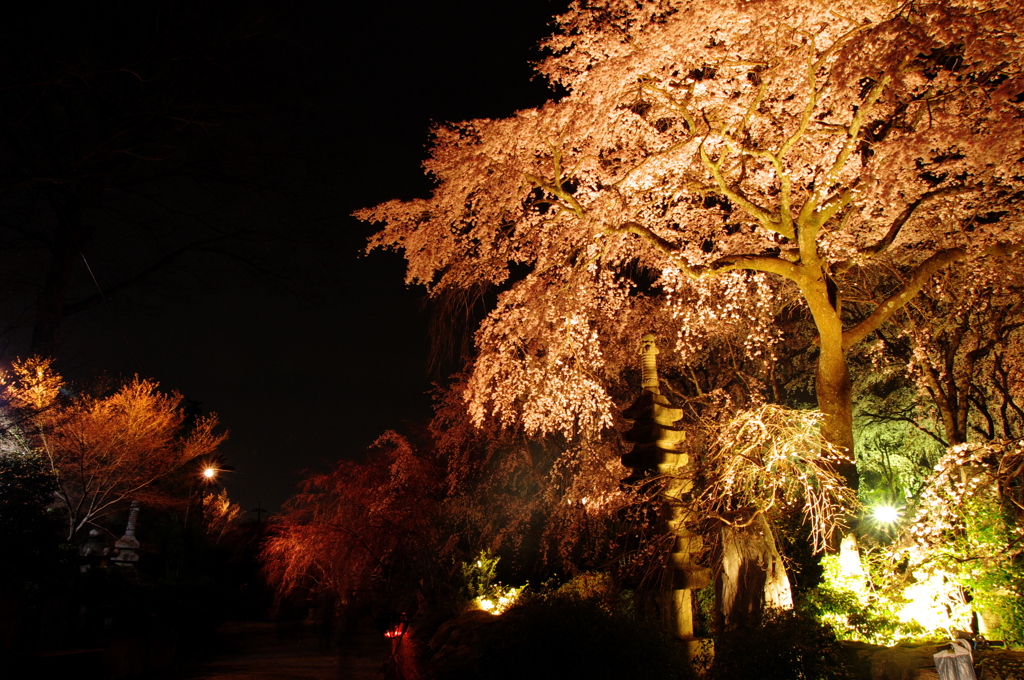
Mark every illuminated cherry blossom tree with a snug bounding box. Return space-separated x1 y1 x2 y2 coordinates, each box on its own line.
263 432 447 613
359 0 1024 490
894 258 1023 446
1 357 225 540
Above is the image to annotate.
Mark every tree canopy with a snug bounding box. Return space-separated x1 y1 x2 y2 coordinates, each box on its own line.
1 357 225 539
359 0 1024 487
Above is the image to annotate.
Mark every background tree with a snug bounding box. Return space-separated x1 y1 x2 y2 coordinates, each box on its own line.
0 452 61 587
263 432 448 620
359 0 1024 490
1 356 225 539
430 374 628 580
889 257 1022 446
849 254 1024 512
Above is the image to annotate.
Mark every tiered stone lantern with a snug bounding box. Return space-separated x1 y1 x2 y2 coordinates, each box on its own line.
621 333 710 651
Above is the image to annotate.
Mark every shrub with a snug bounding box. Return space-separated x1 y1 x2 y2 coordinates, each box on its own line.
710 609 857 680
478 598 690 680
427 582 692 680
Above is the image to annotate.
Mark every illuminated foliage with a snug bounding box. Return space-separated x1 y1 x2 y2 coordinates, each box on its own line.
1 357 226 540
431 375 627 578
804 548 942 645
809 440 1024 645
263 432 447 614
202 488 243 544
901 439 1024 645
461 552 523 614
699 404 857 553
360 0 1024 492
3 355 63 412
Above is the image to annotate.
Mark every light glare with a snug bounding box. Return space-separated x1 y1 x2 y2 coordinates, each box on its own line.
872 504 900 524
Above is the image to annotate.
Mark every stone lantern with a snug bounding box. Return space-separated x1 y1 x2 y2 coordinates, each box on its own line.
111 501 141 566
620 333 710 651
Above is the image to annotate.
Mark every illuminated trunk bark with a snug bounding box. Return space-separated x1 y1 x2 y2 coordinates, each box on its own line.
802 274 858 491
717 513 793 629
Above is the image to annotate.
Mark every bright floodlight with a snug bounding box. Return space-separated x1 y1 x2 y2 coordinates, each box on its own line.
872 504 900 524
203 467 216 479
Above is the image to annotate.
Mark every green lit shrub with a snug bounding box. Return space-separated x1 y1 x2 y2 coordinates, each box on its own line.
801 551 929 645
902 440 1024 647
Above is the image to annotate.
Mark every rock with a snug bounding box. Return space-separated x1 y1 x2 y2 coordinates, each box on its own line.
844 641 1024 680
842 641 944 680
425 609 498 679
976 648 1024 680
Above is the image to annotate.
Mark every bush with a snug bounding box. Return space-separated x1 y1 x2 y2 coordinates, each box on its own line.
492 599 690 680
710 609 857 680
427 592 692 680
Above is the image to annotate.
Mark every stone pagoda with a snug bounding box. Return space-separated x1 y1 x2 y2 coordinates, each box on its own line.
111 501 141 566
621 333 710 649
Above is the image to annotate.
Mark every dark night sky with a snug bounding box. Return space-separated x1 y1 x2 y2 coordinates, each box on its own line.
23 0 571 514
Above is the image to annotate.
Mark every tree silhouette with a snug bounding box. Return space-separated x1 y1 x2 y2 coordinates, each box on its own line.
0 2 330 355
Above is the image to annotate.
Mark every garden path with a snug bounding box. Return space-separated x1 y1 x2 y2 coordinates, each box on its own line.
164 621 386 680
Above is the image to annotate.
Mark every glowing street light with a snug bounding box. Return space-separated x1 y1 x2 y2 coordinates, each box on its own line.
203 467 217 480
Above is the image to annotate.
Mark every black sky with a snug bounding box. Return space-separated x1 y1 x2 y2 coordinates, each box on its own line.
25 0 571 513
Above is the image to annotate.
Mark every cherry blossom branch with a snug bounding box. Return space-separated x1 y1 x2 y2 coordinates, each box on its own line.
698 143 791 238
861 185 975 256
824 74 890 188
522 171 586 218
608 221 801 281
641 81 698 135
842 242 1023 351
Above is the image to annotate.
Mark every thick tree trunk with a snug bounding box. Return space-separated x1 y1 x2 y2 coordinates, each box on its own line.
817 337 856 489
802 275 858 491
716 513 793 629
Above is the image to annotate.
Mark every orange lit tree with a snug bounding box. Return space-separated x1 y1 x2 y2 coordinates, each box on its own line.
359 0 1024 491
264 389 629 615
263 432 447 614
1 357 226 540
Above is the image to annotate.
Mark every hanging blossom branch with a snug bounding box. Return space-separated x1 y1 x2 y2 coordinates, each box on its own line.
905 439 1024 572
695 404 858 553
